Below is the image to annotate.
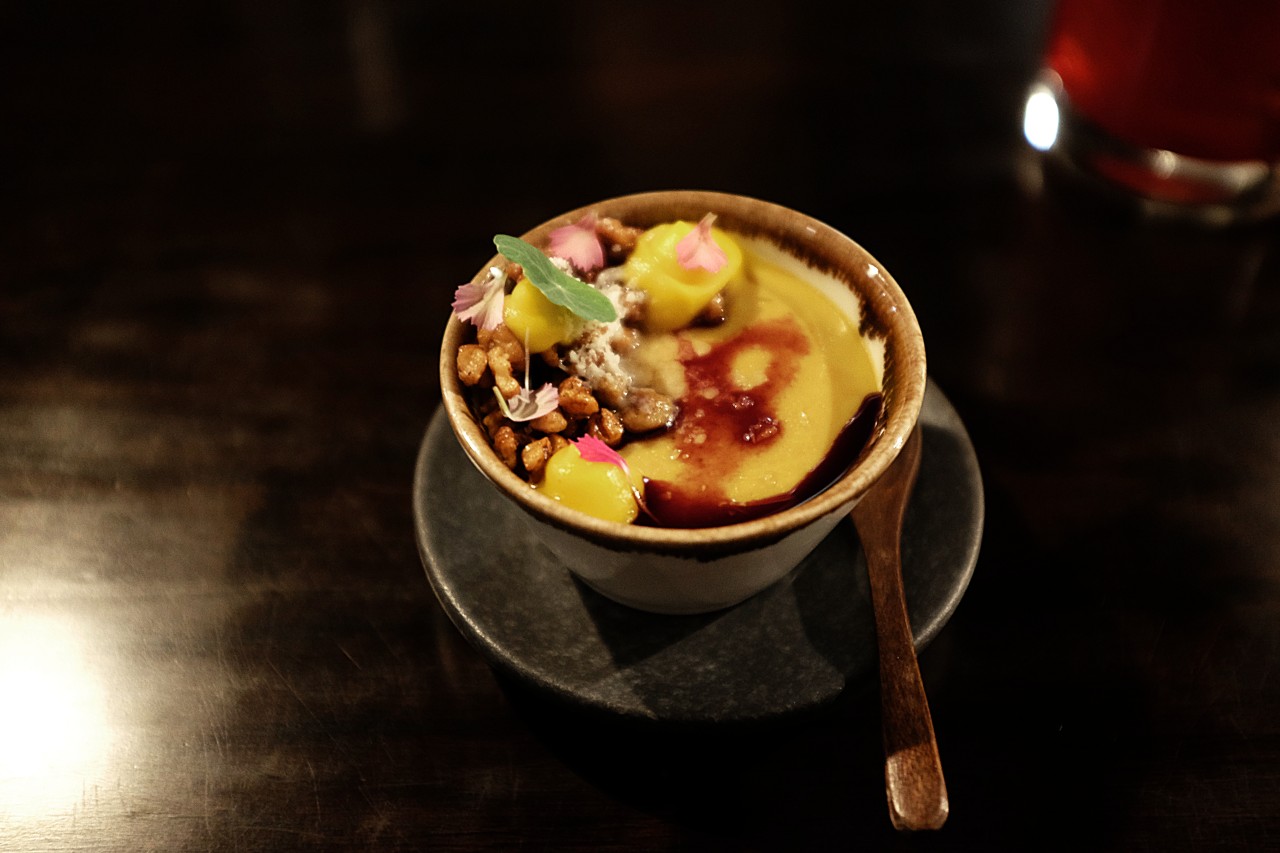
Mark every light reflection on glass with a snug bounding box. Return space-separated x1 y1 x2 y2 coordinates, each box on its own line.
1023 83 1061 152
0 613 112 821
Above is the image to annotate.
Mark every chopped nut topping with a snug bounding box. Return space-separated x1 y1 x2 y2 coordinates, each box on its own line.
587 408 625 446
521 437 552 474
620 388 678 433
558 376 599 418
456 216 688 491
481 408 507 439
456 344 489 386
696 291 728 326
488 346 521 399
597 217 643 261
528 409 568 434
493 425 519 469
488 325 525 369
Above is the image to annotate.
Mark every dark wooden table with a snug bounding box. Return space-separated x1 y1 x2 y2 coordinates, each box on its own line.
3 2 1278 850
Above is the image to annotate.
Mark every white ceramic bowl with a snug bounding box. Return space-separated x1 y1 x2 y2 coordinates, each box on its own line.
439 190 926 614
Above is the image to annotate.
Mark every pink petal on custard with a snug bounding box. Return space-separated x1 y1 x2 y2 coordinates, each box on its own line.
452 270 506 331
499 383 560 422
574 434 630 476
547 213 605 274
676 213 728 273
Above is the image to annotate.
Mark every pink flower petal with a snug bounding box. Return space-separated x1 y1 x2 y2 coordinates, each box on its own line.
547 213 605 274
574 434 630 476
676 213 728 273
452 269 506 330
497 383 560 423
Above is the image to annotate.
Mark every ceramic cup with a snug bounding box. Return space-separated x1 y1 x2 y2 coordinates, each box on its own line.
439 190 926 614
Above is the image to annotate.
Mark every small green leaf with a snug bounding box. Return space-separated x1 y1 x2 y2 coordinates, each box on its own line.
494 235 618 323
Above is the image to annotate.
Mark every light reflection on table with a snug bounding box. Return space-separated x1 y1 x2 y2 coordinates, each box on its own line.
0 612 112 822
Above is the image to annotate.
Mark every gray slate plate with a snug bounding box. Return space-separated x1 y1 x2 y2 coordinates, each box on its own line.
413 380 983 724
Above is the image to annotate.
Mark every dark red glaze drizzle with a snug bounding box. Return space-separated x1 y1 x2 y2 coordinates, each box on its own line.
635 314 883 528
673 316 807 456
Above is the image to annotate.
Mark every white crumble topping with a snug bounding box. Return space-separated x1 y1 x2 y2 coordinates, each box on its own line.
561 267 645 393
565 327 624 388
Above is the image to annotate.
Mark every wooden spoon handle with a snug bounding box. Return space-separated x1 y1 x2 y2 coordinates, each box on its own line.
854 428 949 830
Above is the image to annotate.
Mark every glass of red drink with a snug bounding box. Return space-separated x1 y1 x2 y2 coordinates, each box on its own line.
1025 0 1280 224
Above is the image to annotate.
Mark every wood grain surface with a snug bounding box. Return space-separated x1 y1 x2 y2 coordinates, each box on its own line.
2 1 1278 850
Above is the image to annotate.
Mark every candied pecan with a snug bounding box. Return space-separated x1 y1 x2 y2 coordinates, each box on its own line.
493 425 519 469
521 437 552 475
487 325 525 370
504 262 523 282
487 347 521 399
482 408 507 439
529 409 568 434
597 217 643 259
548 435 571 455
592 372 630 409
540 348 563 370
610 324 640 353
620 388 678 433
696 292 728 326
456 344 489 386
587 408 625 446
558 376 599 418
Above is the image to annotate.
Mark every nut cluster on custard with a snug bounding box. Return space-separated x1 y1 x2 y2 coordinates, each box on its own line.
451 212 738 521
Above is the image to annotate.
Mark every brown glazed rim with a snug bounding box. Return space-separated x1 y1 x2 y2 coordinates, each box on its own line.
438 190 927 557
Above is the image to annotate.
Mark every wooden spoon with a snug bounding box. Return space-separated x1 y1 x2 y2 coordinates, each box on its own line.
850 426 949 830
